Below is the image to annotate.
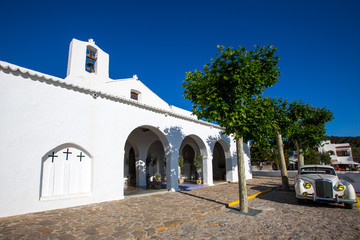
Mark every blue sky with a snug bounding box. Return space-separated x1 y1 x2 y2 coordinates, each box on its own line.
1 0 359 137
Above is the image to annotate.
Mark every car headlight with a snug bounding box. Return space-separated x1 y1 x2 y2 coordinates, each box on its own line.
304 183 311 189
337 185 345 191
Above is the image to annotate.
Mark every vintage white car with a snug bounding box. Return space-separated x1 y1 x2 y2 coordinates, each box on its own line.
295 165 357 209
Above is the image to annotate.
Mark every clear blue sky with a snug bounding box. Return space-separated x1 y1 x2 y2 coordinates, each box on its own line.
1 0 359 137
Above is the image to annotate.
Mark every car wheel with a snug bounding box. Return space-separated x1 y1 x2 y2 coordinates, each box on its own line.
344 203 353 209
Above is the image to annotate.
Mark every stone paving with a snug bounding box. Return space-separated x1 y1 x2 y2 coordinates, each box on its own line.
0 176 358 239
155 181 360 240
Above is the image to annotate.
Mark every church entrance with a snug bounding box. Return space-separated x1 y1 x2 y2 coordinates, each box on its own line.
212 142 226 182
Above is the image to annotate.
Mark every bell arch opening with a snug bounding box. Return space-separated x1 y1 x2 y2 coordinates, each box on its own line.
85 45 97 73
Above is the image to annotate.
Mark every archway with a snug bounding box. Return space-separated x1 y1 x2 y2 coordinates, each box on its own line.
212 142 226 181
179 135 207 183
146 140 166 181
124 126 169 195
182 144 196 180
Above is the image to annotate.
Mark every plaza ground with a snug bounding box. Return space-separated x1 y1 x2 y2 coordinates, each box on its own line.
0 176 359 239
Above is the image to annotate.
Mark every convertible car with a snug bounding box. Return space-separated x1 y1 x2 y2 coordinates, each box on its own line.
295 165 357 209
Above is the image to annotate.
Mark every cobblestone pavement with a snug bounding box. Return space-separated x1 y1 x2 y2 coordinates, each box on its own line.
0 176 359 240
155 187 360 240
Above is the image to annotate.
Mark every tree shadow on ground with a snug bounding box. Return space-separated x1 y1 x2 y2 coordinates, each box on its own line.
256 187 349 210
178 191 228 207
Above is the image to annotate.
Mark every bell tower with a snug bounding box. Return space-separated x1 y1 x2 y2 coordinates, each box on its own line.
66 38 109 81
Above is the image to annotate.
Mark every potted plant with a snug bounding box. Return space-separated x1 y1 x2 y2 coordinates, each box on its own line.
193 153 203 185
155 173 161 182
178 156 184 184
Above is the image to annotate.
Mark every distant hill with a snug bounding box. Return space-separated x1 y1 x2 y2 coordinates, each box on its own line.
327 136 360 147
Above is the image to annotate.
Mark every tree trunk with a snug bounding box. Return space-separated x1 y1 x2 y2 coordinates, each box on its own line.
275 131 290 191
236 135 248 213
294 140 304 167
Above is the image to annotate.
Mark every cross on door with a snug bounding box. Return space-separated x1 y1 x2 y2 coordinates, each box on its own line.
48 151 58 163
63 148 72 160
77 152 85 162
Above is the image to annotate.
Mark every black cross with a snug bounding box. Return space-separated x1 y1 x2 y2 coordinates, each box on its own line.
63 148 72 160
77 152 85 162
48 151 58 163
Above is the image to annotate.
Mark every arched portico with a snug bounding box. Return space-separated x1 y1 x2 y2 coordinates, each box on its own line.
179 135 209 184
212 140 232 182
124 125 170 192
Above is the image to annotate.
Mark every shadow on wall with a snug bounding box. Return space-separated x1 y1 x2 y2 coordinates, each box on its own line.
163 126 185 183
230 142 251 173
206 132 231 151
207 133 232 180
164 126 185 156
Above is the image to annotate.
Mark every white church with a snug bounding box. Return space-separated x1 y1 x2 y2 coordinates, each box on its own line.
0 38 252 218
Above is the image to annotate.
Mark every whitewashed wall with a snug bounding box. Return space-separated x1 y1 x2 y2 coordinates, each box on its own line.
0 38 251 217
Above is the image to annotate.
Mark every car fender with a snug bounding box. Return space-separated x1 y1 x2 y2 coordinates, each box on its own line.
342 180 356 200
295 178 314 196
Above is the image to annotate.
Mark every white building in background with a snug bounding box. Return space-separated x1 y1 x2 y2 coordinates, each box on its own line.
317 140 358 167
289 140 358 169
0 38 251 218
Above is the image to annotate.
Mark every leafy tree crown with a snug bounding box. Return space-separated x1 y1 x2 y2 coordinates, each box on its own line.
183 45 280 139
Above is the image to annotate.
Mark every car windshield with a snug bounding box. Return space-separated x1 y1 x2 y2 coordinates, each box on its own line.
300 167 336 175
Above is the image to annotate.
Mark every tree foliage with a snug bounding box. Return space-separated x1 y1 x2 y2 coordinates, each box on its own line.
183 45 280 139
288 100 334 166
304 150 331 165
250 99 334 169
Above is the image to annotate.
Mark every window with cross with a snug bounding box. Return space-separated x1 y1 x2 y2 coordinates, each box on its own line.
41 144 92 200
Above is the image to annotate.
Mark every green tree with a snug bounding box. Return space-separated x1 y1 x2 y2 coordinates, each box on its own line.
304 150 330 165
193 153 203 179
264 97 291 191
320 151 331 165
352 147 360 159
304 150 321 165
247 97 291 191
288 101 334 167
183 45 280 212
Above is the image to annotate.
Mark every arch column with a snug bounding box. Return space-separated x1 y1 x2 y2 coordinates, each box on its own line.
202 148 214 186
118 148 126 193
166 146 179 192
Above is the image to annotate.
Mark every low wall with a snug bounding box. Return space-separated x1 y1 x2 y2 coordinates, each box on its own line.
252 170 360 192
252 170 298 178
337 172 360 192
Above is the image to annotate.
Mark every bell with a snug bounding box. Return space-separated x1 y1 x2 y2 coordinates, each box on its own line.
86 58 94 68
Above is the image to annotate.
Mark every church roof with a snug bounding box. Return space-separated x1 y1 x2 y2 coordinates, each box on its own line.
0 60 222 129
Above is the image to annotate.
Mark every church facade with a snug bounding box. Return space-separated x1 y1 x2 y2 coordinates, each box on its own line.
0 38 251 218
